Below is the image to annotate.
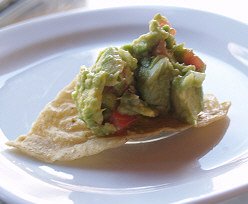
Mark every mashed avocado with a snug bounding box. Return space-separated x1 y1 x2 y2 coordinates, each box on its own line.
72 14 206 136
72 47 157 136
171 70 205 124
136 56 179 113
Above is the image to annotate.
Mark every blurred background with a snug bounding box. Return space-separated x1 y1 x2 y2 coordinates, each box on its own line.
0 0 247 28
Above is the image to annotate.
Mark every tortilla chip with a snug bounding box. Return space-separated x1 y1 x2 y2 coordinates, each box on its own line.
6 80 230 163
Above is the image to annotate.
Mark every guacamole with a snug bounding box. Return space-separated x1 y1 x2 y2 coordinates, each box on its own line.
72 14 206 136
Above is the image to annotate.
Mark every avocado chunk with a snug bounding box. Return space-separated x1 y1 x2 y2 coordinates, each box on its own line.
72 47 136 136
122 17 169 59
136 56 179 113
118 90 158 117
72 47 156 136
72 66 117 135
171 70 205 125
72 14 208 136
173 44 206 73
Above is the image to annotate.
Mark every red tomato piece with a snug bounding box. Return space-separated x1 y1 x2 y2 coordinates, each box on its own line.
153 40 168 56
158 19 169 27
169 28 176 36
183 51 205 72
110 111 137 130
158 19 176 35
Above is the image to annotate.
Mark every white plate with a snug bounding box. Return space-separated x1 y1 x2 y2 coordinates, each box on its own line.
1 6 248 204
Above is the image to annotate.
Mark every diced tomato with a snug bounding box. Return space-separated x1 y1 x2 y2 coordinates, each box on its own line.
183 50 205 72
110 111 137 130
158 19 169 27
153 40 168 56
158 19 176 35
169 28 176 36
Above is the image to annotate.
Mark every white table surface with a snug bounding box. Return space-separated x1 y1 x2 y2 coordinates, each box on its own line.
0 0 247 203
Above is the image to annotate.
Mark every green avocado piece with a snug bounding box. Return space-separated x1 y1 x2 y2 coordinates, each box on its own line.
92 47 136 86
72 47 138 136
172 43 186 63
72 66 117 135
172 44 206 73
72 47 155 136
118 90 158 117
171 70 206 125
172 62 196 76
136 56 179 113
122 18 169 59
72 14 208 136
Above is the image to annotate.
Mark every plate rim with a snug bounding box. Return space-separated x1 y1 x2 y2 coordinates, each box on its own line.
1 5 247 35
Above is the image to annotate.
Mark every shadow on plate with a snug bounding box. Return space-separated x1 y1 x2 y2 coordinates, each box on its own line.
57 117 230 174
3 117 230 182
1 116 233 193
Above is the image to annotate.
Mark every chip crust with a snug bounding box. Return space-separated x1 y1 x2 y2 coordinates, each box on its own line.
6 80 230 163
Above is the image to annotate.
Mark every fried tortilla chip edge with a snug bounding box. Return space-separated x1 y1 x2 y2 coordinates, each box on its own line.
6 81 231 163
